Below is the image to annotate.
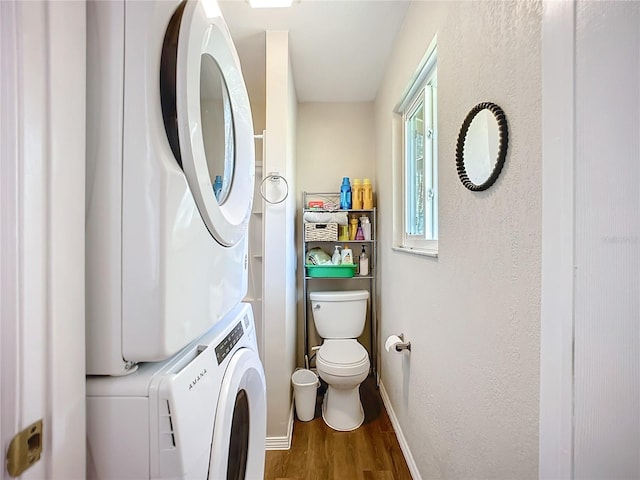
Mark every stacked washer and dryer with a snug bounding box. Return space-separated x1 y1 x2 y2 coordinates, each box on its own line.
85 1 266 478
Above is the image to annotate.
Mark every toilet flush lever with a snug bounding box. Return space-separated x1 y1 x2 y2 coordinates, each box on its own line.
313 304 320 310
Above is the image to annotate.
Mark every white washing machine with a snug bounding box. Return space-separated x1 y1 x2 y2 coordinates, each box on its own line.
86 0 255 375
87 302 266 479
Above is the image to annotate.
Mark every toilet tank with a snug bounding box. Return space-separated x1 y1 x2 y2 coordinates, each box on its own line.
309 290 369 339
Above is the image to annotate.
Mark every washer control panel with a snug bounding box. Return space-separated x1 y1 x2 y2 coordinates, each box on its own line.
215 321 244 365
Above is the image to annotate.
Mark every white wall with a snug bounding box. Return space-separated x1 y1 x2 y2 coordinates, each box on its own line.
262 31 298 444
296 102 375 195
374 1 542 477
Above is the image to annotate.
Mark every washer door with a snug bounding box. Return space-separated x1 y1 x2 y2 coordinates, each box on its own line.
209 348 266 480
161 0 254 247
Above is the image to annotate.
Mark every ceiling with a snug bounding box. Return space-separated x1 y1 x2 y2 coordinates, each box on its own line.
218 0 410 104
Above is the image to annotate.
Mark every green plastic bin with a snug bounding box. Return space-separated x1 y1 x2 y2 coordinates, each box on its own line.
306 264 356 278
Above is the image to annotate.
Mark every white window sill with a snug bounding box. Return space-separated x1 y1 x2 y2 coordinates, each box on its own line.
392 245 438 258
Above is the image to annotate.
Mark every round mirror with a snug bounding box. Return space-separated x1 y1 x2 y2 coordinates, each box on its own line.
455 102 508 191
200 53 235 204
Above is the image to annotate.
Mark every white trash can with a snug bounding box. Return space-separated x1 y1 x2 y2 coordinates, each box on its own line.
291 369 319 422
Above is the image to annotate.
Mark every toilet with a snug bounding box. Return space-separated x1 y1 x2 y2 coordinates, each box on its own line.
310 290 370 431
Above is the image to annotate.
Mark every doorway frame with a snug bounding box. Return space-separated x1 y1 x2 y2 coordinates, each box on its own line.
539 1 575 478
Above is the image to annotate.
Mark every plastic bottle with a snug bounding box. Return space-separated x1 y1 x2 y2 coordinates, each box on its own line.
352 179 363 210
213 175 223 200
355 224 364 241
360 216 371 241
341 245 353 264
349 216 358 240
338 225 349 241
332 245 342 265
359 245 369 276
340 177 352 210
363 178 373 210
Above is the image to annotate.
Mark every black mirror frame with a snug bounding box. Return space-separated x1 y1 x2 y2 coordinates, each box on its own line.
455 102 508 191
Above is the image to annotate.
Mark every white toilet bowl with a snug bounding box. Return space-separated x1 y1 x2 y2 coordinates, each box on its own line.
315 339 370 431
310 290 370 431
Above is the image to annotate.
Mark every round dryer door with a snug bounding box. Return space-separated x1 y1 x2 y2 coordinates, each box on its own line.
209 348 267 480
166 0 254 247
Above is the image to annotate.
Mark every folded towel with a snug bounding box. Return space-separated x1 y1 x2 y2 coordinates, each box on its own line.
305 247 332 265
303 211 349 225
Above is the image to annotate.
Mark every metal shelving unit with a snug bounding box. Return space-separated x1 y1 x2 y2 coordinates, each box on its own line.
301 191 377 379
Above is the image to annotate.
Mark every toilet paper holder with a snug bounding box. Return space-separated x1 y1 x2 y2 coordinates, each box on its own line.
396 333 411 352
393 333 411 352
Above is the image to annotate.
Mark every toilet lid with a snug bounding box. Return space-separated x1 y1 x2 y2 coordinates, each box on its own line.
317 340 369 377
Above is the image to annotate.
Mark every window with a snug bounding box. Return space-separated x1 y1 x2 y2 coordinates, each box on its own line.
395 37 438 255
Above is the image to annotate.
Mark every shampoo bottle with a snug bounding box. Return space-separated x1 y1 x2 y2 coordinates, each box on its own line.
338 225 349 241
360 216 371 241
349 216 358 240
359 245 369 276
341 244 353 264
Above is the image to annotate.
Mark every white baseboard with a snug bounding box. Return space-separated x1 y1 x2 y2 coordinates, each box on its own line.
379 380 421 480
265 402 294 450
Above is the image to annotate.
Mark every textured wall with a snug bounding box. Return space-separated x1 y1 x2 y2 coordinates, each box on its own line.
374 1 542 478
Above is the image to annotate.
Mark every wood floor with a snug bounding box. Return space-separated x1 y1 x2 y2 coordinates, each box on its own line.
264 375 413 480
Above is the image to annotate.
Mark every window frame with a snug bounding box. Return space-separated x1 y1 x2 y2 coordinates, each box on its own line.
394 37 438 256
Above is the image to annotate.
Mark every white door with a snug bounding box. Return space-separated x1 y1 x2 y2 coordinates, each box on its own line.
0 1 85 478
208 348 266 479
573 2 640 477
540 1 640 477
162 0 255 247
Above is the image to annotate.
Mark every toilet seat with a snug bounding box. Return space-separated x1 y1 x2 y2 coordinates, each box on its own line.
317 340 369 377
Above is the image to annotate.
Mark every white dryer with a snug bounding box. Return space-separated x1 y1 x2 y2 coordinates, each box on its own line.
87 303 266 479
86 0 255 375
